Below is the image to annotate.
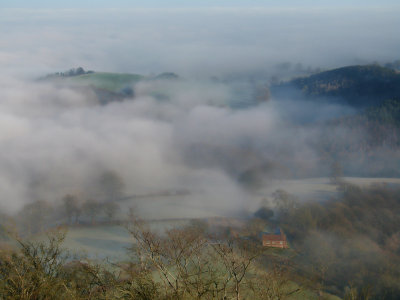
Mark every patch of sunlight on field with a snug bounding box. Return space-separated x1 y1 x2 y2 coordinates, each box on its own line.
68 72 143 92
58 220 192 260
61 225 131 260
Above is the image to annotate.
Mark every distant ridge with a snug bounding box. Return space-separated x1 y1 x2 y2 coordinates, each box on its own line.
42 69 179 93
272 64 400 107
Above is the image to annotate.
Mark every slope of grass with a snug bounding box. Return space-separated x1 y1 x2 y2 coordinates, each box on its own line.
62 225 131 259
67 72 144 92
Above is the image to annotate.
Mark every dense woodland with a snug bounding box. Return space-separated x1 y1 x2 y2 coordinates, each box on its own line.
275 65 400 107
267 183 400 299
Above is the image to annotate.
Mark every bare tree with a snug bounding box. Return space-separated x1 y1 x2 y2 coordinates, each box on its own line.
211 237 264 300
127 216 230 299
17 200 53 235
62 194 80 224
127 217 181 298
272 189 298 216
330 161 344 185
98 170 125 202
82 200 101 225
252 260 302 300
0 230 72 299
103 202 120 222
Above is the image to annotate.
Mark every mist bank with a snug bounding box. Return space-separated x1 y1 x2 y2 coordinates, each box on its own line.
0 66 400 218
2 7 400 78
2 69 400 300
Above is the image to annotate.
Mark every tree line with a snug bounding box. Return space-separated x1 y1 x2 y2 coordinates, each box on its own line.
0 215 310 300
255 183 400 299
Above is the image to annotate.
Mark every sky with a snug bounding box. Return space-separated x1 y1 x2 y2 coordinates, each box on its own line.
1 1 400 77
2 0 400 8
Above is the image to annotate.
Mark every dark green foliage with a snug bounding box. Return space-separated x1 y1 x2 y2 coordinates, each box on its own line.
364 98 400 126
283 64 400 107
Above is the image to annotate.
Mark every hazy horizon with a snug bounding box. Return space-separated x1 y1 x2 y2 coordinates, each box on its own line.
1 2 400 78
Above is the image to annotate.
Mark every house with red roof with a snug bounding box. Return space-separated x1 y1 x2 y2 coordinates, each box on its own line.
261 228 289 248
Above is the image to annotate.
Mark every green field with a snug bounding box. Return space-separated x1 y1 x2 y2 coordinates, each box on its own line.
66 72 144 92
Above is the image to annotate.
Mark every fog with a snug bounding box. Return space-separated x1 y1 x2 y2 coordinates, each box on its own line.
0 5 399 217
0 73 363 217
1 7 400 77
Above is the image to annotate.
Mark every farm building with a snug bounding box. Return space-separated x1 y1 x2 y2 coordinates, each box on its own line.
261 228 289 248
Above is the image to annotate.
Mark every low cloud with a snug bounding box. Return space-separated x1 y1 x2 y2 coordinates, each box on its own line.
1 7 400 77
0 5 399 217
0 74 357 215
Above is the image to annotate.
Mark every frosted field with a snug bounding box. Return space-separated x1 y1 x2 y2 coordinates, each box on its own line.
57 177 400 258
120 177 400 219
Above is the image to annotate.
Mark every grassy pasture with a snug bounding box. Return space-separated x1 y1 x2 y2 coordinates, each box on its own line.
66 72 144 92
61 225 131 260
57 219 191 260
57 176 400 257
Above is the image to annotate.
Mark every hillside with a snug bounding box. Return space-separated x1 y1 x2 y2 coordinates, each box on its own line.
42 68 181 105
43 68 180 92
67 72 144 93
272 65 400 107
44 69 143 93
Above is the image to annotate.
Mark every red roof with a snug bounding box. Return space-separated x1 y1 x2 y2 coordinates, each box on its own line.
262 234 286 242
